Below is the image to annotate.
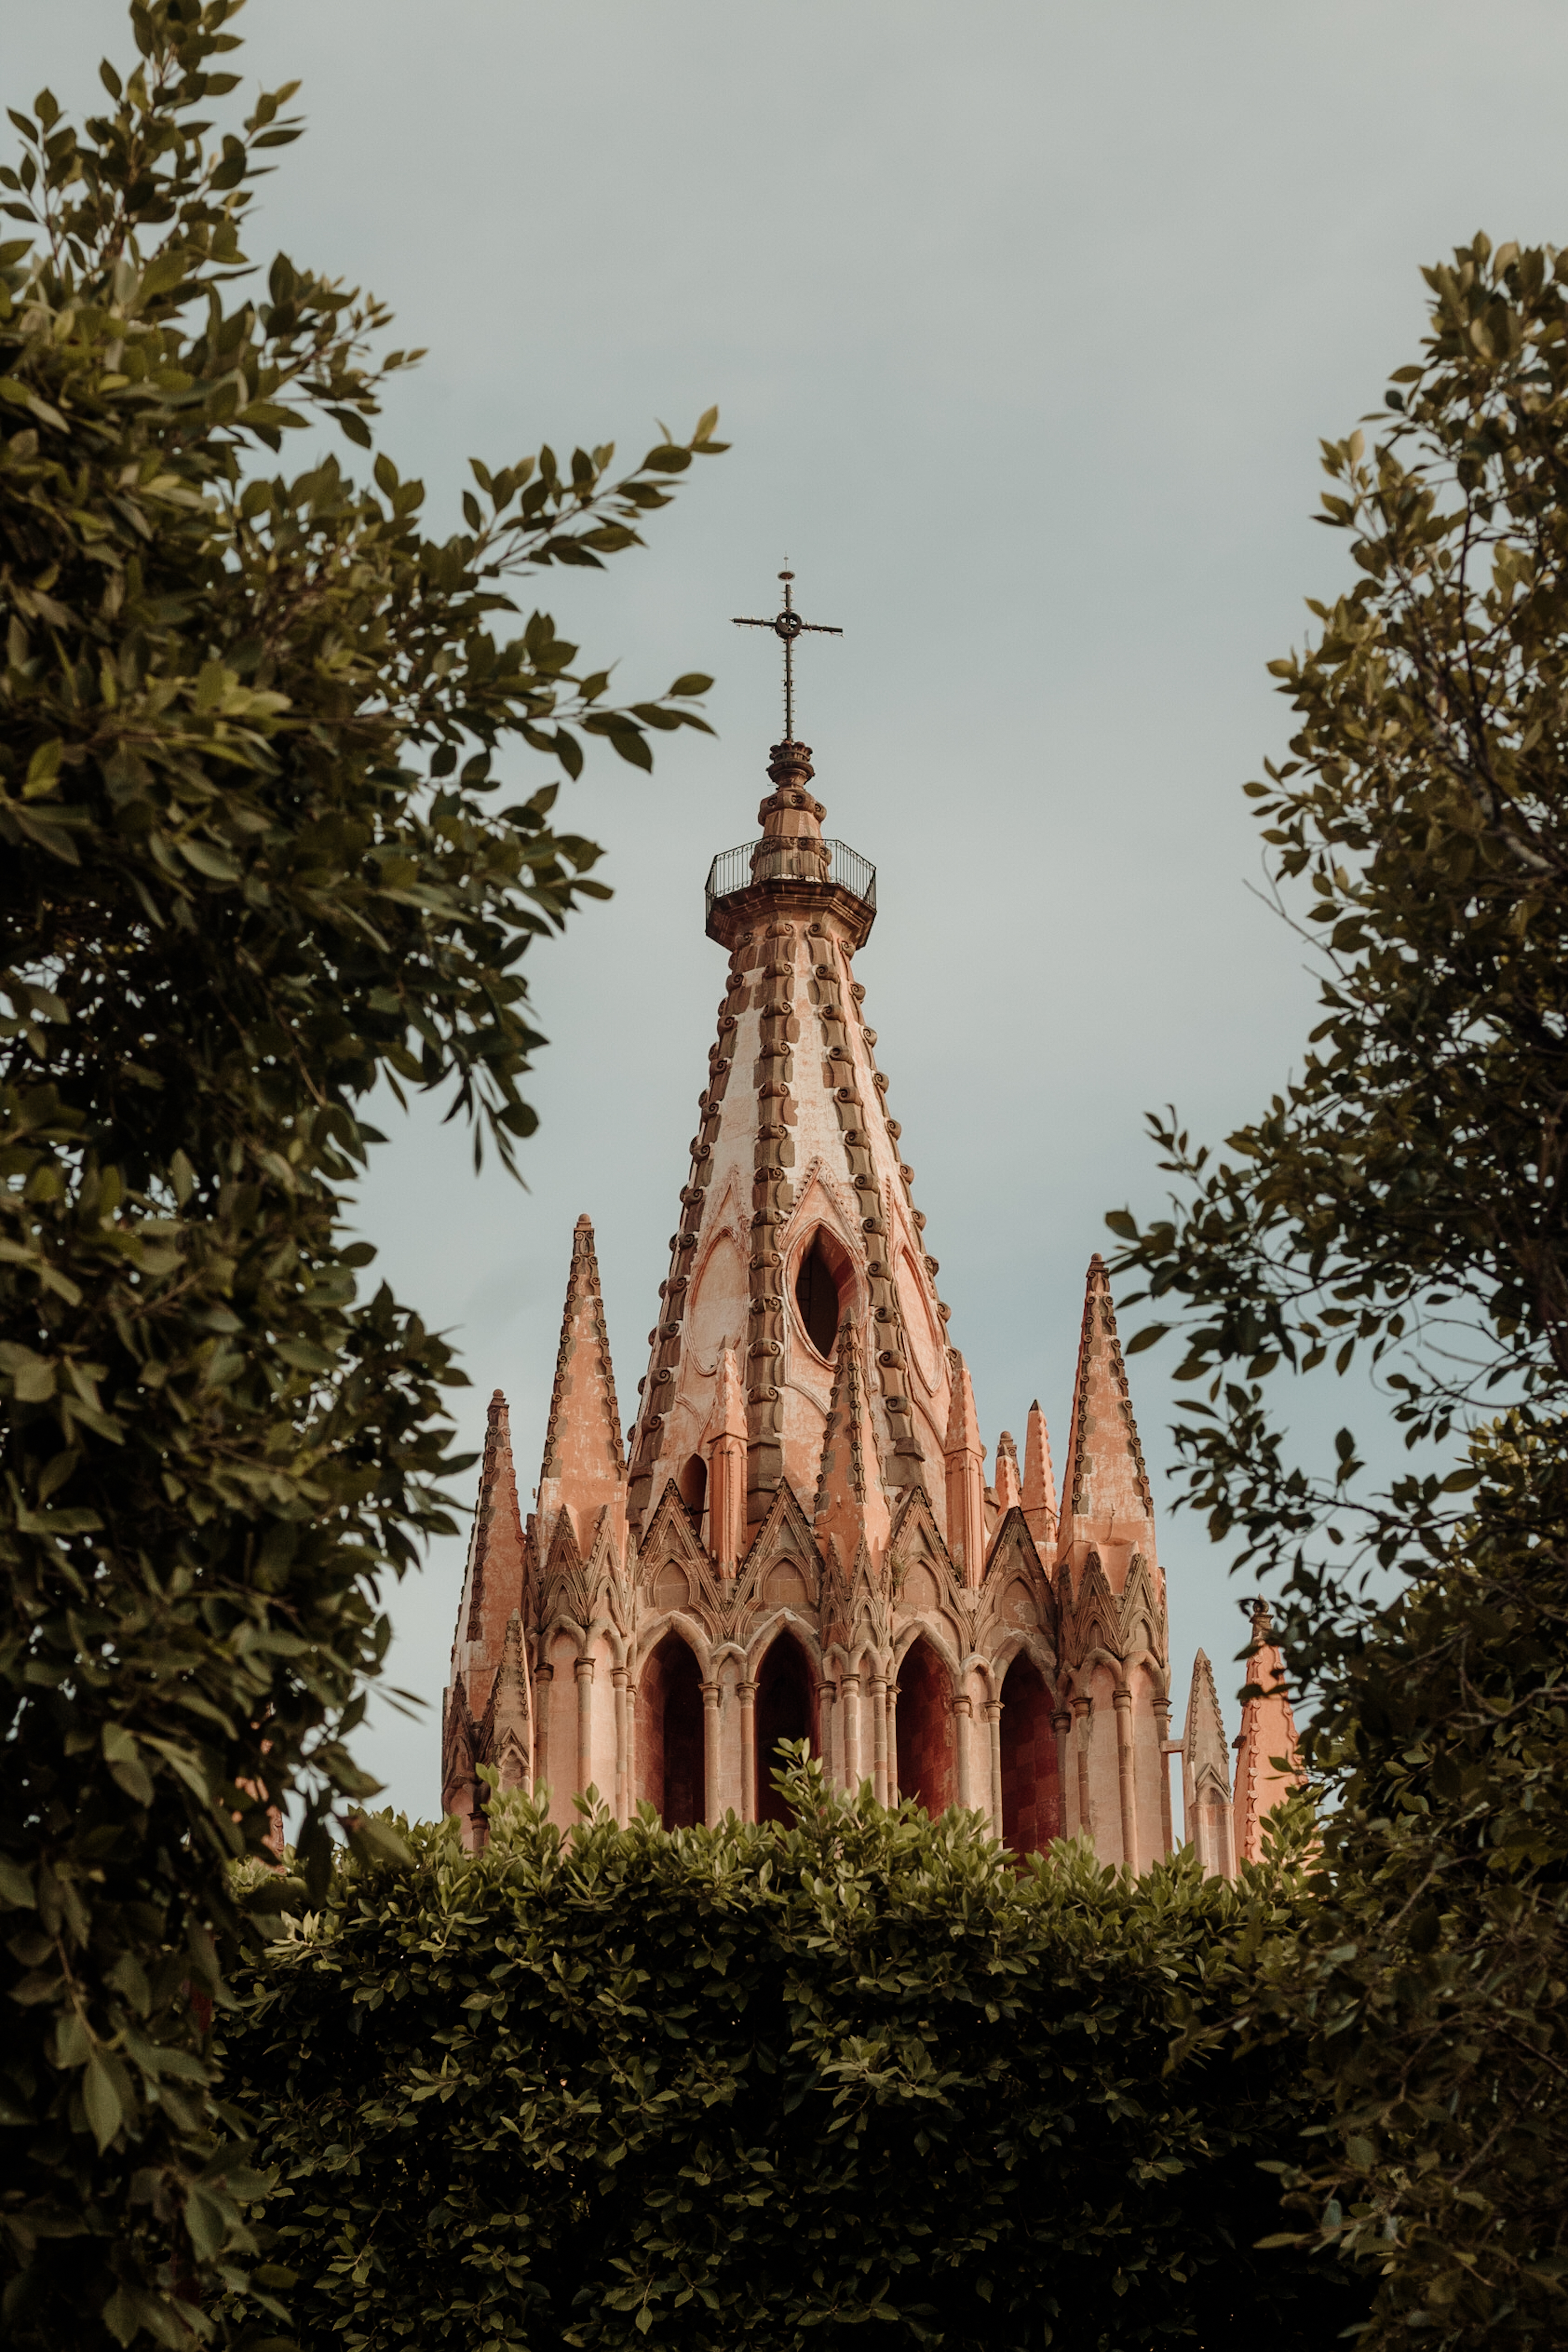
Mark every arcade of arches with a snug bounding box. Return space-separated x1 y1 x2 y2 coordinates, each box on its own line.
631 1629 1071 1845
634 1632 1068 1847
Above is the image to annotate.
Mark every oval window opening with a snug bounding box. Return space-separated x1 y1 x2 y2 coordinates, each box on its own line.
795 1230 843 1359
678 1453 707 1522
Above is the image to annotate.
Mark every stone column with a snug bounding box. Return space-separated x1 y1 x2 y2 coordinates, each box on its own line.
952 1693 973 1809
739 1680 758 1823
1153 1695 1175 1856
816 1679 835 1779
612 1665 629 1826
1052 1708 1072 1843
627 1678 640 1820
534 1661 554 1795
1073 1694 1093 1843
574 1656 594 1798
886 1679 900 1805
869 1673 888 1805
842 1672 862 1792
984 1699 1004 1838
1113 1686 1137 1875
701 1681 721 1823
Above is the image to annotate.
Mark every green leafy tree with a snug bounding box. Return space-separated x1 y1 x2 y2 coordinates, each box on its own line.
1110 235 1568 2343
0 3 723 2342
220 1761 1365 2352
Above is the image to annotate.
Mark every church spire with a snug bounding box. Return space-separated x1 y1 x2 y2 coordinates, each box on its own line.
993 1429 1022 1516
624 637 954 1539
442 1388 526 1833
536 1214 626 1548
1021 1400 1058 1552
1182 1649 1234 1877
454 1390 525 1668
445 575 1302 1873
943 1350 987 1585
1056 1254 1157 1595
1232 1601 1302 1866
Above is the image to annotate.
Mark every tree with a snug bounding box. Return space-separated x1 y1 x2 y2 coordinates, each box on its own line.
1109 235 1568 2344
0 3 724 2342
219 1764 1365 2352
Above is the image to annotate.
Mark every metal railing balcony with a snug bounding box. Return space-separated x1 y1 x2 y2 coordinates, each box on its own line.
704 836 877 923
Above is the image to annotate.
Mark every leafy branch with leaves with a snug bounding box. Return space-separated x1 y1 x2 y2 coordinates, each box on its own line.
1110 236 1568 2345
0 2 725 2343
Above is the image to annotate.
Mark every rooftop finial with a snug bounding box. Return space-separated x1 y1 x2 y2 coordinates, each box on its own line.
733 567 842 742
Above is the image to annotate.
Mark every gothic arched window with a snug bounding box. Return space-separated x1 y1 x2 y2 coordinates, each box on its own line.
794 1229 844 1359
755 1632 816 1824
677 1452 707 1524
1000 1654 1060 1854
894 1637 954 1816
639 1632 704 1829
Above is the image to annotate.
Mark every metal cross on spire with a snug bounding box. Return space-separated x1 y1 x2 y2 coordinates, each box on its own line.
733 569 842 742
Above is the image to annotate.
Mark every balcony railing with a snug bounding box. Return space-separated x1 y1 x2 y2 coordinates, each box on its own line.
705 836 877 922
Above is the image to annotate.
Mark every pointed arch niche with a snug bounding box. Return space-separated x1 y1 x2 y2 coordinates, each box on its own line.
686 1225 747 1356
895 1637 955 1815
791 1223 853 1363
638 1632 704 1829
1000 1655 1060 1855
755 1630 817 1823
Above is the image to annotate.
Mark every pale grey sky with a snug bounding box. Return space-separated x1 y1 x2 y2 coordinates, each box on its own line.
11 0 1568 1818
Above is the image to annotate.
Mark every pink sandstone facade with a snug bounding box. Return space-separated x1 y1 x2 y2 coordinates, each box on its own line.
442 733 1298 1869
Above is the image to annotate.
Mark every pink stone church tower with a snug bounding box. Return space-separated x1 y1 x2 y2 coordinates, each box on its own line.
442 655 1294 1866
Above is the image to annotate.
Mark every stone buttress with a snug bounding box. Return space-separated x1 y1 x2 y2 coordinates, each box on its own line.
441 732 1299 1871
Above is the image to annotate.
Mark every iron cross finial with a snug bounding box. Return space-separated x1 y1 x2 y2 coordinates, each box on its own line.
733 568 842 742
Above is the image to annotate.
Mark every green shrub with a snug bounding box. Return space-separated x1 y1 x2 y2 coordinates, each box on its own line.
222 1763 1365 2352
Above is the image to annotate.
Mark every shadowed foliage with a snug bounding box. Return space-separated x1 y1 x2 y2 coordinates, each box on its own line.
1110 237 1568 2344
0 3 722 2341
220 1760 1366 2352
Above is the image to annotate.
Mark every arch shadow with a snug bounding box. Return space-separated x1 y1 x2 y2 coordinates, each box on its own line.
896 1635 955 1816
755 1628 817 1824
639 1630 704 1829
1000 1652 1060 1855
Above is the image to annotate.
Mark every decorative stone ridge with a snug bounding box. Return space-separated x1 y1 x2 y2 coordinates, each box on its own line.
441 733 1298 1881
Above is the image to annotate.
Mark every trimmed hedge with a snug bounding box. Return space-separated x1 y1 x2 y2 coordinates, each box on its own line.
222 1766 1365 2351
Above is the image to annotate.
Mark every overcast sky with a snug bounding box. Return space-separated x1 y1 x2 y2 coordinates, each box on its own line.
12 0 1568 1821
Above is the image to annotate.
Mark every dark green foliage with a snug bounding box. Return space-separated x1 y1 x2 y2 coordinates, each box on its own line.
221 1765 1364 2352
1108 236 1568 2342
0 4 722 2342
